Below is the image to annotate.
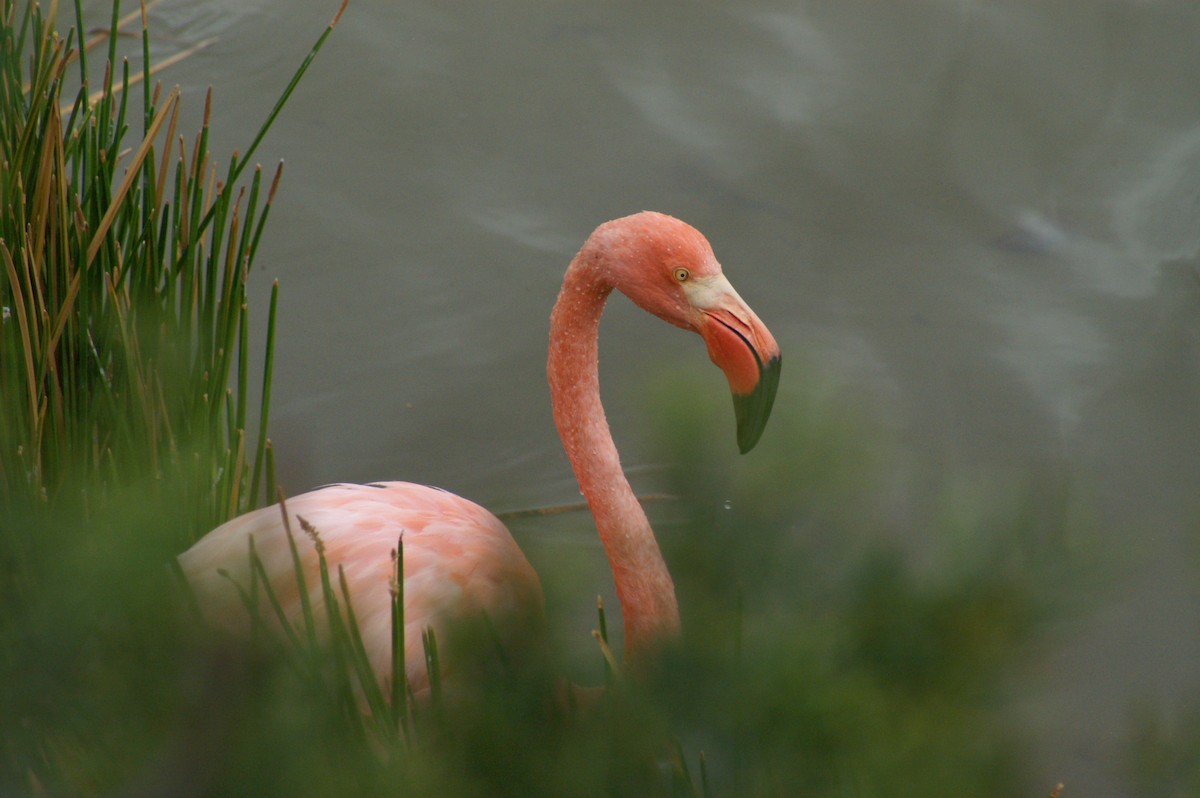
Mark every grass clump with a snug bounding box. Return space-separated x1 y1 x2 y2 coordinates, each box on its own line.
0 0 352 536
0 0 343 792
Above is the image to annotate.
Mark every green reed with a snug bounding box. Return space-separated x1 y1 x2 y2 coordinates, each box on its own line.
0 0 343 540
1 1 342 785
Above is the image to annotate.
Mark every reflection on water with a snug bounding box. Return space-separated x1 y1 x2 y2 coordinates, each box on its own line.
75 0 1199 794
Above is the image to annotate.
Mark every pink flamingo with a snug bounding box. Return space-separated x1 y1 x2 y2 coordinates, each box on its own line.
180 212 780 698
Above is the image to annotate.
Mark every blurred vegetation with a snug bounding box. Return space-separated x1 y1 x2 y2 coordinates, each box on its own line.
4 2 1197 797
0 0 332 791
643 372 1068 797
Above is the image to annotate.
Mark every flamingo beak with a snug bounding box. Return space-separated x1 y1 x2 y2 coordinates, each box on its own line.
693 278 781 454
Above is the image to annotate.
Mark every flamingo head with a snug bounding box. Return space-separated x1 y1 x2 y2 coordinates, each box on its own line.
588 211 782 453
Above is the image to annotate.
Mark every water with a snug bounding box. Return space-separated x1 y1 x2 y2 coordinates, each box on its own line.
74 0 1200 793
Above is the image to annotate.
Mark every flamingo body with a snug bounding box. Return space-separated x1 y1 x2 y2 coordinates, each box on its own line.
181 212 780 698
180 482 542 697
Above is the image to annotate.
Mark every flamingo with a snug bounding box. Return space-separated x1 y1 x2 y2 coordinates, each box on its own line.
180 211 781 699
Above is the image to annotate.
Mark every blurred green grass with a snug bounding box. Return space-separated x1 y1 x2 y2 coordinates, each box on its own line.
642 370 1067 796
3 365 1076 796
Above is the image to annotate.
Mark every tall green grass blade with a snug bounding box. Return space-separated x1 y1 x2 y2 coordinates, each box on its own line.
336 563 393 738
591 627 620 680
103 0 119 87
390 535 407 734
597 594 613 687
275 492 317 650
263 439 276 509
299 516 362 727
244 533 302 652
248 280 278 506
236 295 249 441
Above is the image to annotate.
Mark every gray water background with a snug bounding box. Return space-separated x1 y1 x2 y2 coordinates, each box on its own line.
73 1 1200 794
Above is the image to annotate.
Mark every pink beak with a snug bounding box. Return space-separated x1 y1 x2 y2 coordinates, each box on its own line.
697 293 781 454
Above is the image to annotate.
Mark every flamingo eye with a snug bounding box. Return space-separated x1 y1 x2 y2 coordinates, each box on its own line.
673 267 690 282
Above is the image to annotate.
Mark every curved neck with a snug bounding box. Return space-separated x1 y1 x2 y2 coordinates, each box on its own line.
547 253 680 666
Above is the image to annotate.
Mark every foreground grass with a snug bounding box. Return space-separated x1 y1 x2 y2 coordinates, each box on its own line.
2 375 1075 796
0 0 340 789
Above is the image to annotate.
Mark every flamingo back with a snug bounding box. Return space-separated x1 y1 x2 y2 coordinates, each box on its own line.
179 481 544 699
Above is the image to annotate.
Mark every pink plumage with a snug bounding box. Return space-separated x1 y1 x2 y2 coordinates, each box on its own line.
180 211 780 699
180 482 543 697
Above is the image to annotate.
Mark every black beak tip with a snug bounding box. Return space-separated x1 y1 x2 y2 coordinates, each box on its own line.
733 355 781 454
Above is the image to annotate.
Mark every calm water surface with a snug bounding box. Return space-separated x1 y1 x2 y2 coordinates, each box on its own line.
77 1 1200 793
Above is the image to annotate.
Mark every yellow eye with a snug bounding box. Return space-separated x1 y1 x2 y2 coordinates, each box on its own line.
673 267 690 282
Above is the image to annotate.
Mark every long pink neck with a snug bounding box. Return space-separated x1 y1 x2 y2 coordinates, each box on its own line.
547 253 681 666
